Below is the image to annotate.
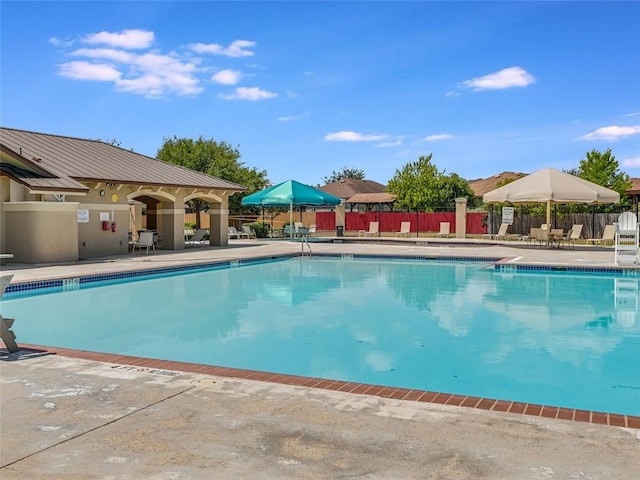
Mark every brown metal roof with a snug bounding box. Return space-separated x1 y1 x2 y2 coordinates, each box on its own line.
346 192 396 203
0 127 247 192
628 178 640 194
468 171 527 197
319 178 387 199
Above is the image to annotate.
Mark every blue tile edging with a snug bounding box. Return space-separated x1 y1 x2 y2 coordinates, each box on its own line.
4 253 640 297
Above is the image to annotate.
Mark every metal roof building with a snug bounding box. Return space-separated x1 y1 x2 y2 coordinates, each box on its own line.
1 127 246 263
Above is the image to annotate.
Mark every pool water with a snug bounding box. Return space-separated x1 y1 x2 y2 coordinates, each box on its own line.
2 257 639 416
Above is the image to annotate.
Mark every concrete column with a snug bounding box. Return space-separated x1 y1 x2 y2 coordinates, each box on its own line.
455 197 467 239
157 204 185 250
335 201 345 236
208 199 229 247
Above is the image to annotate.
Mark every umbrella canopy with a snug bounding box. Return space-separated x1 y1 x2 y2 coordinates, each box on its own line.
242 180 341 238
242 179 341 207
483 168 620 225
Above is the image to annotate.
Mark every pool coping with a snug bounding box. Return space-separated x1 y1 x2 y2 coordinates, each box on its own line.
3 252 640 428
9 343 639 430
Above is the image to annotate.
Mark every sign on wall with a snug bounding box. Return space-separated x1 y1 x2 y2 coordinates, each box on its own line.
77 210 89 223
502 206 514 225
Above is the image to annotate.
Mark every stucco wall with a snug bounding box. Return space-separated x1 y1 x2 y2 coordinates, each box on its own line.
4 202 79 263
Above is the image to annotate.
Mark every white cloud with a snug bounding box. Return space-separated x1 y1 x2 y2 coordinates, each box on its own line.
376 140 402 147
277 111 311 122
57 61 121 81
54 31 261 98
622 156 640 167
190 40 256 57
623 112 640 117
49 37 74 48
460 66 535 91
219 87 277 101
71 48 133 63
445 91 460 97
578 125 640 141
423 134 453 141
212 69 241 85
82 29 154 49
325 131 388 142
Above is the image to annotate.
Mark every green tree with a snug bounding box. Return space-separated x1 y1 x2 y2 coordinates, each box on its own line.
156 136 269 220
387 154 477 211
567 148 631 200
322 166 365 184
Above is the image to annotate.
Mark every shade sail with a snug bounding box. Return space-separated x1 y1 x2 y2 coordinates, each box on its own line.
241 179 342 207
482 168 620 224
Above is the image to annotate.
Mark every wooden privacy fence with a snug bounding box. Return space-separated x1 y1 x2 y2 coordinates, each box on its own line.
257 211 486 235
187 209 636 239
187 211 488 235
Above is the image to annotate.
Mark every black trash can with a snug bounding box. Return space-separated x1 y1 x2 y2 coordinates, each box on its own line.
336 225 344 237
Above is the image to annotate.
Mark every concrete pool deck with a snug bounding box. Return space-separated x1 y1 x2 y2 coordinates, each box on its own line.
1 238 639 479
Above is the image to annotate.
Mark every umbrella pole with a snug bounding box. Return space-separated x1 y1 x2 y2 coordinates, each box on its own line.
289 202 293 240
546 200 551 227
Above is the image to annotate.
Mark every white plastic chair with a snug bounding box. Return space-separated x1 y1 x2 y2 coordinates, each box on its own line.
436 222 450 238
396 222 411 237
132 231 155 254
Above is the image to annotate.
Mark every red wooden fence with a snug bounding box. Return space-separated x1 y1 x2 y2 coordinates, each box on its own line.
315 212 486 234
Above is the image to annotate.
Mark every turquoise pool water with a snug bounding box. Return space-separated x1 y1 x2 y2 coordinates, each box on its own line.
2 257 639 416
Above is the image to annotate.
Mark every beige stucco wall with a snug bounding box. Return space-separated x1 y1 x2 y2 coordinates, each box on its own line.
0 177 235 263
75 203 130 259
4 202 79 263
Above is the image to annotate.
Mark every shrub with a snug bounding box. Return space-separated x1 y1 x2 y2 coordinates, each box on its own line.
184 222 197 230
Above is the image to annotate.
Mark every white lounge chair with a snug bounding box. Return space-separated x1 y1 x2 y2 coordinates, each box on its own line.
396 221 411 237
360 221 379 237
131 231 156 254
228 226 249 239
242 225 257 239
562 224 583 249
484 223 520 240
586 224 615 246
436 222 450 238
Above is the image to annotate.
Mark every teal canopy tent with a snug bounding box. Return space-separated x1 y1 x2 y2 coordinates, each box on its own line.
241 180 341 239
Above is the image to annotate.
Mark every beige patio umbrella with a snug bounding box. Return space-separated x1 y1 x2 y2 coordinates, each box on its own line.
482 167 620 225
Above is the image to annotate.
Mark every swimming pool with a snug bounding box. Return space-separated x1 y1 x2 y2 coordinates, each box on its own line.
2 256 639 416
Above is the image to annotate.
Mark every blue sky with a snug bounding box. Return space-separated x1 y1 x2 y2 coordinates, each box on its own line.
2 1 639 186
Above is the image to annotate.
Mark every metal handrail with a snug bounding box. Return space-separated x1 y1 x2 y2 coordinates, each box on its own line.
301 235 312 257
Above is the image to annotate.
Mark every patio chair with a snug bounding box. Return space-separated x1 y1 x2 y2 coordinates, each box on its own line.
0 274 19 353
360 221 379 237
131 231 156 254
534 227 550 248
228 226 249 239
549 228 564 248
483 222 505 239
242 225 257 239
396 221 411 238
436 222 450 238
294 221 308 237
308 224 317 237
187 229 209 246
563 224 583 249
586 224 615 246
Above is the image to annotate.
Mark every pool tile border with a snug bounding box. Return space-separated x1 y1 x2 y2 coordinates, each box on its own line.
6 252 640 295
10 344 639 430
